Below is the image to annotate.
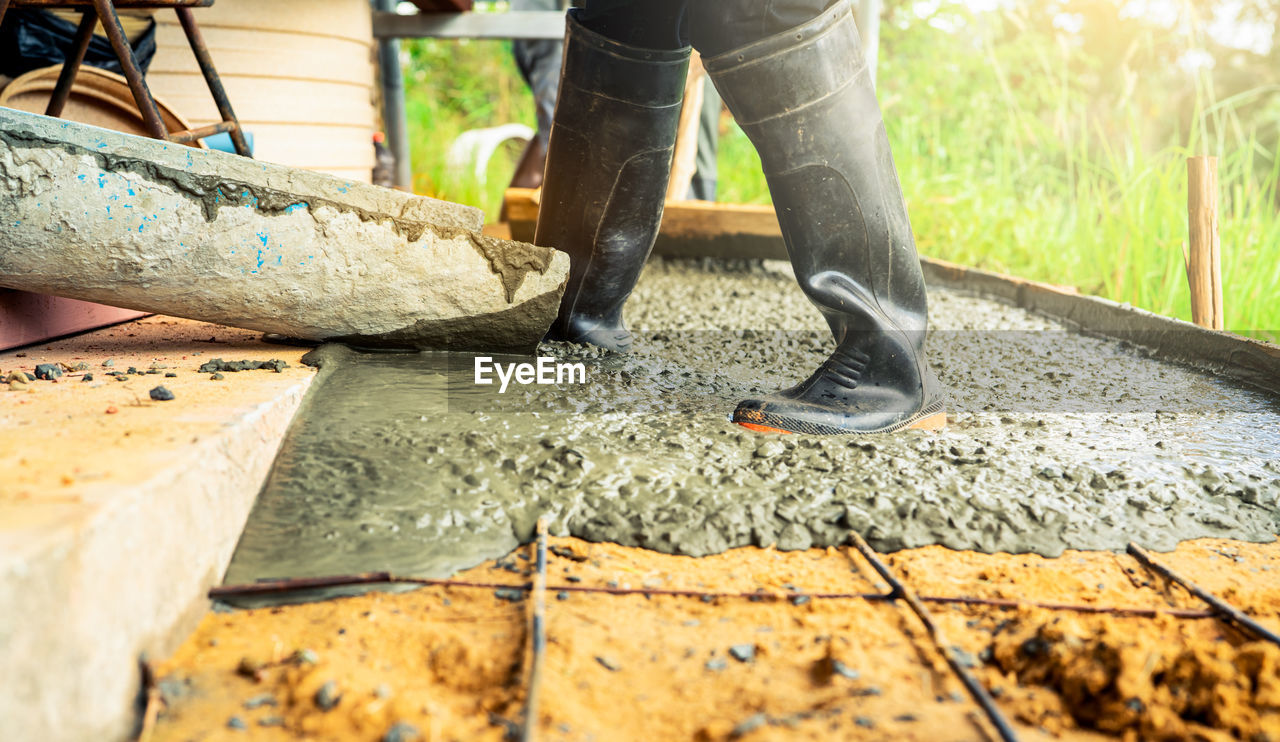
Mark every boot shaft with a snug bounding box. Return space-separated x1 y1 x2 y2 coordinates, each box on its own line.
704 0 928 340
535 12 690 349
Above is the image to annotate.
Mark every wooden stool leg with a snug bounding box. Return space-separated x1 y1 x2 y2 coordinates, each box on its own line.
175 7 252 157
46 10 99 117
91 0 169 140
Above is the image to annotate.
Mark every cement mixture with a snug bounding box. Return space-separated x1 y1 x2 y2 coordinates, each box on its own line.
225 259 1280 589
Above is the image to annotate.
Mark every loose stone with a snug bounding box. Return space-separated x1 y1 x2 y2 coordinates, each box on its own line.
314 681 341 711
383 722 422 742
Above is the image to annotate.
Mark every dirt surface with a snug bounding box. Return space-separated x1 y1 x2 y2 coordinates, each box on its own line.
224 259 1280 592
154 536 1280 741
895 539 1280 740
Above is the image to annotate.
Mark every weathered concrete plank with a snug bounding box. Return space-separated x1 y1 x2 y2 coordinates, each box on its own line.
0 109 568 352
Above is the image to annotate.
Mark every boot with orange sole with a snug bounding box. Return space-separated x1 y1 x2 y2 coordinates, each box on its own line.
705 0 946 435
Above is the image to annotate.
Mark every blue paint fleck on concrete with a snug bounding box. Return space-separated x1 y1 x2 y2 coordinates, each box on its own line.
257 232 269 247
284 203 307 214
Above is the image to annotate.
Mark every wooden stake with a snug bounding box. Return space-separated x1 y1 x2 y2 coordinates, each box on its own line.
1187 156 1224 330
666 53 706 202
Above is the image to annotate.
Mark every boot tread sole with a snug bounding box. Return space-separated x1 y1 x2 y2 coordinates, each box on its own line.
734 404 947 435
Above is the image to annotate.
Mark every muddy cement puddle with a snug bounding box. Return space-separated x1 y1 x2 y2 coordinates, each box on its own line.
224 260 1280 596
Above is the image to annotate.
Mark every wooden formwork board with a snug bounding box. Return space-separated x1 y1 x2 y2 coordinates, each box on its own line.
504 187 788 261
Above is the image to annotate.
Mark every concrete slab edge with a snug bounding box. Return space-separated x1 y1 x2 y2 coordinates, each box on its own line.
0 376 314 742
920 257 1280 397
505 189 1278 395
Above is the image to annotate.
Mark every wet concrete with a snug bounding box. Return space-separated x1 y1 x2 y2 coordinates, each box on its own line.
224 259 1280 590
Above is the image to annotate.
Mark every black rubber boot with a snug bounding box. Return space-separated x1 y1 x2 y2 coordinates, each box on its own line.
704 0 945 434
535 11 690 352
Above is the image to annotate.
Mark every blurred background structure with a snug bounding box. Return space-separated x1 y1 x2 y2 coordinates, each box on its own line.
395 0 1279 338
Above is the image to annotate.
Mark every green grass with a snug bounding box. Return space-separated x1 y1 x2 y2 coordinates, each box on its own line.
876 4 1280 339
402 38 534 213
402 4 1280 338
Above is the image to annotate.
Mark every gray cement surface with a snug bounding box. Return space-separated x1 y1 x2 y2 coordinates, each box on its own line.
225 259 1280 593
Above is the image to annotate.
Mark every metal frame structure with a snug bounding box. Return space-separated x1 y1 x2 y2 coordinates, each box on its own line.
0 0 251 156
369 1 883 191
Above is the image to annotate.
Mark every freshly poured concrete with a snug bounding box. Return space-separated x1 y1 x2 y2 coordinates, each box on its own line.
225 259 1280 590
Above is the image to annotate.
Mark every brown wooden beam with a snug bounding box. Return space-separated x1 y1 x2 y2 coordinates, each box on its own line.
504 187 789 261
1186 156 1224 331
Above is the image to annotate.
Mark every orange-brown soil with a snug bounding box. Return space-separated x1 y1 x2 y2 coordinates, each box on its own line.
151 537 1280 742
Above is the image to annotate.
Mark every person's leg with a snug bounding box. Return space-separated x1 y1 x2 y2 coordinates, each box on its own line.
687 78 720 201
695 0 944 434
573 0 688 50
689 0 837 57
535 0 690 351
508 0 564 189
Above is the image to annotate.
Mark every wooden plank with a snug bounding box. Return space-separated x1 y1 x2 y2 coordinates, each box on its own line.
666 53 704 201
1187 156 1224 330
372 10 564 40
504 187 787 260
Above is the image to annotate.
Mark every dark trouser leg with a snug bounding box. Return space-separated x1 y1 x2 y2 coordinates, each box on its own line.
508 0 564 189
701 0 944 434
573 0 688 49
688 79 720 201
688 0 839 57
535 3 689 351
